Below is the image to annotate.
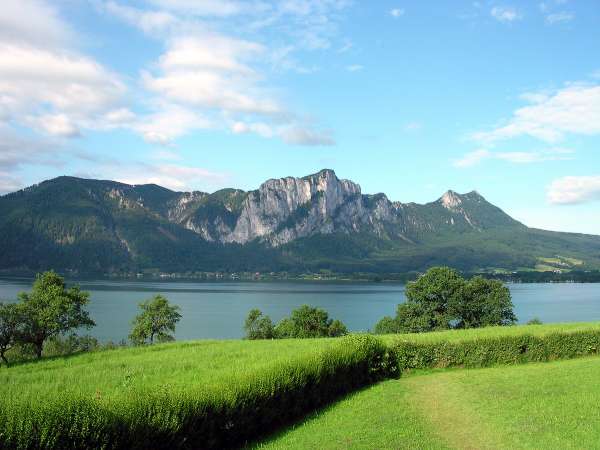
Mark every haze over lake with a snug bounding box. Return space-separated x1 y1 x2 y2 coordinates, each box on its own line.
1 278 599 341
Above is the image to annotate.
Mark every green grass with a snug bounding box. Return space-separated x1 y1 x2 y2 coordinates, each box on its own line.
0 338 337 406
4 322 600 448
260 356 600 449
378 321 600 344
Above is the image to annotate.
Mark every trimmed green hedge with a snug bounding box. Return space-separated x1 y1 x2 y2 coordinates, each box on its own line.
0 335 397 450
391 330 600 371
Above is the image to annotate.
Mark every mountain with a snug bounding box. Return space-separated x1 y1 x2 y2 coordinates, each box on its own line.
1 169 599 275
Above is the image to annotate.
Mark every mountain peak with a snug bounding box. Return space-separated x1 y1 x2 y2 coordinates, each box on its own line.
439 190 463 209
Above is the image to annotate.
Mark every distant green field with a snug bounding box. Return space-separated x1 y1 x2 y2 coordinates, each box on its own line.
259 356 600 449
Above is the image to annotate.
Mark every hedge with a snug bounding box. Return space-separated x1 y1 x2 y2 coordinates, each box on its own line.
0 335 397 450
391 330 600 371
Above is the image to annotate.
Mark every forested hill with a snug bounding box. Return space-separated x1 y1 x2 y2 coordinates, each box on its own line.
1 169 599 275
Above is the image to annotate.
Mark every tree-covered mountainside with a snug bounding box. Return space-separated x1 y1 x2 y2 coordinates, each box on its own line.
1 170 599 274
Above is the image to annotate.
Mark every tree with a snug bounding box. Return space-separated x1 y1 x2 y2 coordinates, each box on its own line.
373 316 400 334
399 267 465 332
129 295 181 345
0 303 22 367
327 319 348 337
244 309 275 340
18 271 95 358
375 267 517 334
275 305 348 339
451 276 516 328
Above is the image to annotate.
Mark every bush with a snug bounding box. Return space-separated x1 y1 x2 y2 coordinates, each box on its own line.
0 335 397 449
391 330 600 371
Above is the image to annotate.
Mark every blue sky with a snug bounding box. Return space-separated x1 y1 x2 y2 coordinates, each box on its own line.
1 0 600 234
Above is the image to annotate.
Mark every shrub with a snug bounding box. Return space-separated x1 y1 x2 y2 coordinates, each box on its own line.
244 309 275 339
0 335 397 449
391 330 600 371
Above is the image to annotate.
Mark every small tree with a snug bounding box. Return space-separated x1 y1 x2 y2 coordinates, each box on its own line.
244 309 275 340
129 295 181 345
0 303 22 367
275 305 348 338
18 271 95 358
327 319 348 337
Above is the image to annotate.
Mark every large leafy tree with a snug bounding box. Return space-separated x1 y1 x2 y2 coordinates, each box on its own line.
0 303 22 367
18 271 95 358
375 267 516 334
129 295 181 345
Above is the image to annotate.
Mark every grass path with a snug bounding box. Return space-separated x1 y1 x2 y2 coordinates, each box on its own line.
259 356 600 449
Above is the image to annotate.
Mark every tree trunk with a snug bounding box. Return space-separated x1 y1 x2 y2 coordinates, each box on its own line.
0 350 8 368
35 341 43 359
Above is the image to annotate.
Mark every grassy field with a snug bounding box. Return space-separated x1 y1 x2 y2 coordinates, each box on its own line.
0 338 338 406
259 356 600 449
4 321 598 405
3 322 600 448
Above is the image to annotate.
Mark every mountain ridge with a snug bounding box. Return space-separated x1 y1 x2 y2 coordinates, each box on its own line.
1 169 599 274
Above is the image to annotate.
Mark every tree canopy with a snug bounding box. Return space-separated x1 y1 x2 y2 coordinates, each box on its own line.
375 267 516 334
129 295 181 345
18 271 95 358
244 305 348 340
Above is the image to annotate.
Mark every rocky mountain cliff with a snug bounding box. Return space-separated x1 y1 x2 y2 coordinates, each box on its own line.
1 169 599 274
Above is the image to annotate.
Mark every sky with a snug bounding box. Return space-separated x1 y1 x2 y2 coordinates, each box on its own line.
1 0 600 234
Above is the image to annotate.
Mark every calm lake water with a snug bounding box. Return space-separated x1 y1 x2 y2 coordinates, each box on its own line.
1 278 599 341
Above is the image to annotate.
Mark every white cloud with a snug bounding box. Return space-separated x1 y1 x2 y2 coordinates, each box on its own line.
0 0 72 48
232 122 275 138
281 127 335 146
111 162 229 191
33 113 81 138
545 11 574 24
100 1 178 34
133 104 212 145
390 8 405 18
454 147 574 168
547 176 600 205
490 6 522 23
472 84 600 144
346 64 364 72
147 0 253 17
0 2 129 139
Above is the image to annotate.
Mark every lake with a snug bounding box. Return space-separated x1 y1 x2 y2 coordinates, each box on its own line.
1 278 599 341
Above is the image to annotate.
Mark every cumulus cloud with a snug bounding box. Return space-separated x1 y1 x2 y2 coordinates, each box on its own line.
472 84 600 144
390 8 405 18
0 1 129 139
490 6 522 23
547 176 600 205
99 0 341 146
454 147 574 168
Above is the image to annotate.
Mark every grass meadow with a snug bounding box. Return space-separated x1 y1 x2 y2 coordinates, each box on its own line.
259 356 600 449
3 322 600 448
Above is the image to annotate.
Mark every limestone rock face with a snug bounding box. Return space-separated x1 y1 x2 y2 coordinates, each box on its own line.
160 169 522 246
